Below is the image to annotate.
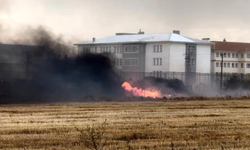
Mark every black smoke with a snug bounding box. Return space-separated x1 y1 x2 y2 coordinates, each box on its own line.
11 53 124 102
224 74 250 91
1 27 124 103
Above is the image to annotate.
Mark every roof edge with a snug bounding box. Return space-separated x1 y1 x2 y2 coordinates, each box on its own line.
74 40 212 46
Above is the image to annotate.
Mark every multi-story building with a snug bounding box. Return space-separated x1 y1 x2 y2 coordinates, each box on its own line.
74 30 212 87
75 31 212 72
211 41 250 75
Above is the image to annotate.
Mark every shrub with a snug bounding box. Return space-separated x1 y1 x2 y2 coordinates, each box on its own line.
75 121 107 150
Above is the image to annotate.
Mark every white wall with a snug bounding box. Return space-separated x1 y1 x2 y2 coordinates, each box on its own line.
169 43 186 72
145 43 170 72
196 45 211 73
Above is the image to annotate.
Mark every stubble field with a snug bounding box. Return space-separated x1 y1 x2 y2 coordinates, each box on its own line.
1 99 250 150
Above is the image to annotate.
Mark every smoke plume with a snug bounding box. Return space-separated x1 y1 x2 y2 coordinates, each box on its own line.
130 77 191 96
0 26 124 103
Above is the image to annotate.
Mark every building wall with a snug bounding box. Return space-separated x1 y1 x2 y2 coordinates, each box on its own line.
78 43 211 74
122 43 145 72
169 43 186 72
78 44 124 70
186 44 197 73
145 42 170 72
196 45 211 73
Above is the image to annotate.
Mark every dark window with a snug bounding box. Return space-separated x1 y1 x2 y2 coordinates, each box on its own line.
216 62 219 67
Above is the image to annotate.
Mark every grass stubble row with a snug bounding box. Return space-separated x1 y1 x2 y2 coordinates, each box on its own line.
0 100 250 149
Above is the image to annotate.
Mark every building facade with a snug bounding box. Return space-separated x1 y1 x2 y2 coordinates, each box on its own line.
211 41 250 75
75 31 212 86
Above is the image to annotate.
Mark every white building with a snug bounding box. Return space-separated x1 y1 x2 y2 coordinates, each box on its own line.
211 41 250 75
74 30 212 86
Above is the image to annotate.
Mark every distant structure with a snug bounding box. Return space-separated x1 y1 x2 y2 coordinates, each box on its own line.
74 30 212 87
0 44 44 80
211 41 250 75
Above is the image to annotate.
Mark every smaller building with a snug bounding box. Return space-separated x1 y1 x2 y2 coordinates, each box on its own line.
211 41 250 75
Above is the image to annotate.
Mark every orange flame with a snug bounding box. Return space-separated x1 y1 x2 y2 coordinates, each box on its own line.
121 82 161 98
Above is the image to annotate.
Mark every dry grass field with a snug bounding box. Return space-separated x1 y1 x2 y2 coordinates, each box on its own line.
1 99 250 150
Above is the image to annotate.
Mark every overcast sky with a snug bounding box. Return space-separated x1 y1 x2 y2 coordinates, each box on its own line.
1 0 250 43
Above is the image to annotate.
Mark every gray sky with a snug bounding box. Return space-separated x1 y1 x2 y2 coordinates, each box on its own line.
1 0 250 43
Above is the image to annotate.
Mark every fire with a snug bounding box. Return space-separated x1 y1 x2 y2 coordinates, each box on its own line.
121 82 161 98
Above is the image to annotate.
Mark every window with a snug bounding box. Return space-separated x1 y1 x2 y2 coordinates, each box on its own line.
95 47 97 53
236 54 238 58
232 63 235 68
115 59 122 66
247 63 250 68
153 58 162 66
247 54 250 58
114 47 116 53
119 59 122 66
109 47 111 53
188 45 195 55
26 52 32 65
232 53 235 58
153 71 162 78
192 59 195 65
228 53 231 58
228 63 230 68
216 53 219 57
124 45 139 53
82 47 90 53
224 53 227 58
224 63 226 68
216 62 219 67
100 47 103 53
241 54 244 58
153 45 162 53
241 63 244 68
235 63 238 68
124 58 139 66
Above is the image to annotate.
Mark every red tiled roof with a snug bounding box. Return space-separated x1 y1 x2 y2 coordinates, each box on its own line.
212 41 250 51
